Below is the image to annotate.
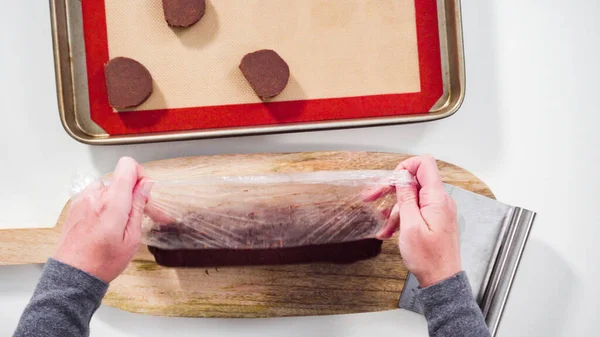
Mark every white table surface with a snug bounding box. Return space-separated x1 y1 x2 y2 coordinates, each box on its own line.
1 1 599 336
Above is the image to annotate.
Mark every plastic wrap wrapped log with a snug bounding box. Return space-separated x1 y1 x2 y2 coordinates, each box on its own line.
146 202 385 267
143 180 395 267
147 204 382 250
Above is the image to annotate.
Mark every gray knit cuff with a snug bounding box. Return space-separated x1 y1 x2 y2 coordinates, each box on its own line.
44 258 108 299
418 271 474 313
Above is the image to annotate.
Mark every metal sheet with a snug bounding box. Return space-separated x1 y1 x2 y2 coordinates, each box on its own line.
482 207 535 336
50 0 465 145
398 186 536 337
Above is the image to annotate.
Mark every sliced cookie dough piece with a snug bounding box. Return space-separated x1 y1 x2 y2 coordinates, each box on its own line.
162 0 206 28
239 49 290 100
105 57 153 110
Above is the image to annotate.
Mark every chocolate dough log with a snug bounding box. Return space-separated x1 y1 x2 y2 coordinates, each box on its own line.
148 239 383 267
239 49 290 100
145 203 384 267
144 185 387 267
104 57 153 109
162 0 206 28
146 203 381 250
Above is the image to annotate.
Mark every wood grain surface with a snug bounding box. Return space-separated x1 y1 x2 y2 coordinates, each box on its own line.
0 152 494 318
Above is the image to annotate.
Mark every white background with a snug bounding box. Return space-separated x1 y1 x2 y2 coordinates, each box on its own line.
1 1 599 336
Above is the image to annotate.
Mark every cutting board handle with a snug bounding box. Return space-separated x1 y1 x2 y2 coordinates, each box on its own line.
0 204 66 265
0 227 60 265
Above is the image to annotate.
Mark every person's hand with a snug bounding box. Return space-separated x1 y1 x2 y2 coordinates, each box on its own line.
53 157 152 283
365 155 461 288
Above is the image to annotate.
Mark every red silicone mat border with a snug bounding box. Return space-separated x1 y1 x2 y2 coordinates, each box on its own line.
82 0 443 135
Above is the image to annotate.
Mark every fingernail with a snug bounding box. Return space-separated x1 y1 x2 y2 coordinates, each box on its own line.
140 180 153 198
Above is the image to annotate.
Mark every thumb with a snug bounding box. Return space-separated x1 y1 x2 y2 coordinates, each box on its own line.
124 179 153 242
395 183 422 230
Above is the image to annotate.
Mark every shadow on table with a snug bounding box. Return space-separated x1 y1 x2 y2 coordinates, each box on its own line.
86 123 429 175
0 264 43 293
432 0 504 170
94 304 427 337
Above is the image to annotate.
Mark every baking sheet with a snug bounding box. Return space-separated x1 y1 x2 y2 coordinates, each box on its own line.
52 0 465 144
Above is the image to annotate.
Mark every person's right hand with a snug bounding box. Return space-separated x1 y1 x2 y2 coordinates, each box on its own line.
53 157 151 283
365 155 461 288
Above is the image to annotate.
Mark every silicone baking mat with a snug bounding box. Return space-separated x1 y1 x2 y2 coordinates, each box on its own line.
82 0 442 135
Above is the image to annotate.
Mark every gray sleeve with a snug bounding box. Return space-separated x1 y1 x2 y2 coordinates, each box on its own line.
418 271 491 337
13 258 108 337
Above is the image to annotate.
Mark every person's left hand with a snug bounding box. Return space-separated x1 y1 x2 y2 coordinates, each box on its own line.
53 157 152 283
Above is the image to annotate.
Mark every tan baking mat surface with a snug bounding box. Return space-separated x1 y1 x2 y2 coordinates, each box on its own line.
104 0 421 111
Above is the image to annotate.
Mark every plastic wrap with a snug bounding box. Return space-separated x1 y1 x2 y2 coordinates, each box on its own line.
141 170 415 250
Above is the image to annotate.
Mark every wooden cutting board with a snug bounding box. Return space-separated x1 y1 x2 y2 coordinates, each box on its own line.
0 152 494 318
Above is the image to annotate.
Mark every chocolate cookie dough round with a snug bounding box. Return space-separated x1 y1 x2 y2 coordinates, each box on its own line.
162 0 206 28
239 49 290 100
104 57 153 109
